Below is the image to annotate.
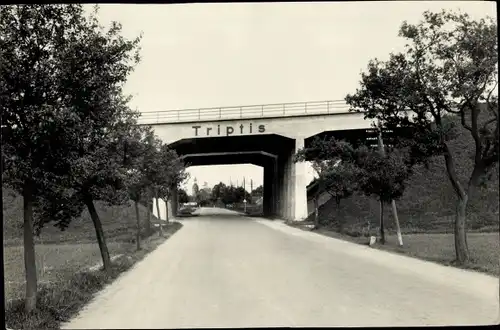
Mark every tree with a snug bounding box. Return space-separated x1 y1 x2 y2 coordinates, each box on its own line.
157 145 188 224
211 182 226 204
0 4 116 312
376 129 404 246
70 108 138 270
124 125 156 250
140 137 166 235
294 137 354 229
352 146 411 243
32 187 85 236
142 142 188 236
251 185 263 198
2 9 142 315
127 167 143 250
138 129 162 236
178 188 189 204
322 161 360 232
346 10 498 263
55 5 141 270
221 185 238 205
197 188 212 206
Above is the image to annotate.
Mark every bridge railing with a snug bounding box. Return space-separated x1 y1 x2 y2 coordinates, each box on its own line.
137 100 352 124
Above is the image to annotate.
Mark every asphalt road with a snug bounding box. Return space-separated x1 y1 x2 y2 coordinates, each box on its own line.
62 207 499 329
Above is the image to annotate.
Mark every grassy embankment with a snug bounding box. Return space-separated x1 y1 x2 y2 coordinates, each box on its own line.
3 187 182 330
290 114 499 276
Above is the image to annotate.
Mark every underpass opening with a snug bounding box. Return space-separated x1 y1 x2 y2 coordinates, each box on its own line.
181 159 268 218
180 163 263 218
155 134 304 220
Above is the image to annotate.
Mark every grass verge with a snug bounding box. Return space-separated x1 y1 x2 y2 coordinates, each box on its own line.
286 221 499 277
4 221 182 330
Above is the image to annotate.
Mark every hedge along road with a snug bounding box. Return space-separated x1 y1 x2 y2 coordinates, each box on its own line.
62 207 499 329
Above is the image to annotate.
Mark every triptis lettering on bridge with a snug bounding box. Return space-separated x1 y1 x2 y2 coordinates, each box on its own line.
192 123 266 136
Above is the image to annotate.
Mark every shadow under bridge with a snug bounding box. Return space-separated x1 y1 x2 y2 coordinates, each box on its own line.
169 134 296 219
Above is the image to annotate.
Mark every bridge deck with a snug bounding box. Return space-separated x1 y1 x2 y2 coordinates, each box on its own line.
138 100 353 124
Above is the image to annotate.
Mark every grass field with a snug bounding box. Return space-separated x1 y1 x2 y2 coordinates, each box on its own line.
3 187 184 330
288 221 499 276
4 241 127 303
4 222 182 330
3 187 163 246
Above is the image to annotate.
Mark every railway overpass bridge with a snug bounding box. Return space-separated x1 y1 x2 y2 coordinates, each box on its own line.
138 100 383 221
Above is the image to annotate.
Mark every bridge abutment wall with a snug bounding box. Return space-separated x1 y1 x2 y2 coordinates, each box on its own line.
273 136 308 221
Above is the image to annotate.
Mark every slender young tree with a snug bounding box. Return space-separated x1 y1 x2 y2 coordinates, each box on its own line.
353 146 412 243
139 132 165 235
376 127 404 246
57 8 141 271
157 146 188 225
123 125 155 250
294 137 357 229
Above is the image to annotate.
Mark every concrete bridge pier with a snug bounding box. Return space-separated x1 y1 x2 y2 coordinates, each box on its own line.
275 136 308 222
292 137 308 221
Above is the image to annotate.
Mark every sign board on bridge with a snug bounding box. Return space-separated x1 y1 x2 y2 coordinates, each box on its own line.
365 128 394 149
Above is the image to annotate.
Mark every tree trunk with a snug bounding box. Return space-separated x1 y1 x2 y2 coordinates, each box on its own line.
335 197 343 233
366 212 371 237
455 195 470 264
134 200 141 251
145 197 152 236
391 200 403 246
379 200 385 244
155 195 163 237
165 197 169 223
443 144 470 264
23 181 37 313
84 194 111 271
313 196 319 230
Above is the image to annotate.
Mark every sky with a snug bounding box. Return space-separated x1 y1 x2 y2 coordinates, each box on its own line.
91 1 496 192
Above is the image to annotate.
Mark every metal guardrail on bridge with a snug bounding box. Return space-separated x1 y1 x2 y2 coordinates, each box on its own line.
138 100 353 124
